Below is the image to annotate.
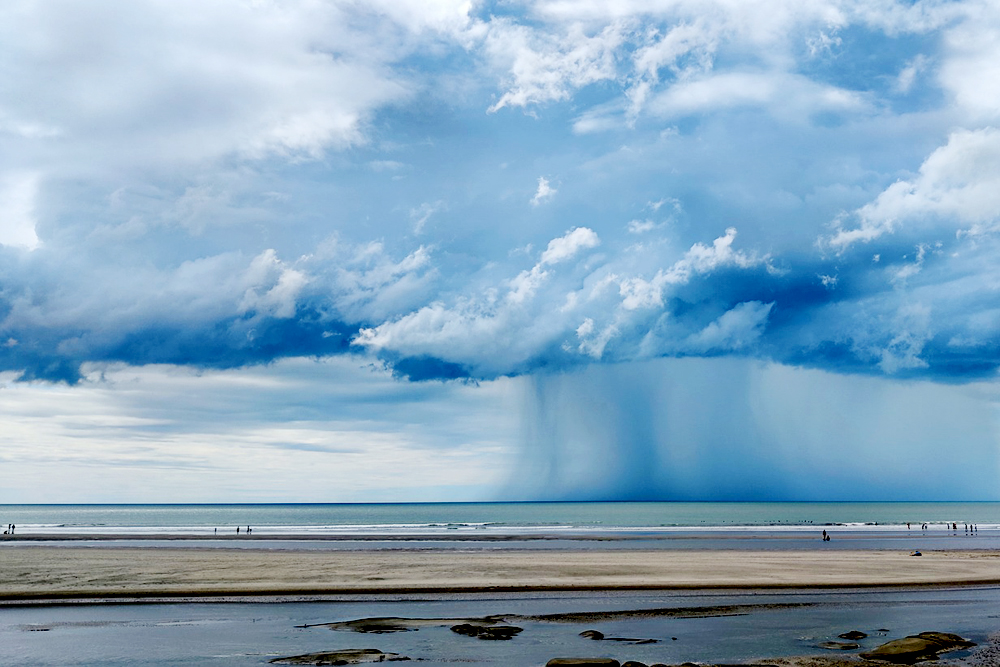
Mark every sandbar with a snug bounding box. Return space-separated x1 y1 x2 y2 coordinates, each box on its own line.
1 547 999 602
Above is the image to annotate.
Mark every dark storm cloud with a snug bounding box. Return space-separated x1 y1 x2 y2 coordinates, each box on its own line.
2 0 1000 387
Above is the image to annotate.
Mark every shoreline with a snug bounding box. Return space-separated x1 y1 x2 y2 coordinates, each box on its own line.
2 547 999 604
2 528 993 540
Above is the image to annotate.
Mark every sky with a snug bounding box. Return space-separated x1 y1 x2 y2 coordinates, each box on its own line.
2 0 1000 502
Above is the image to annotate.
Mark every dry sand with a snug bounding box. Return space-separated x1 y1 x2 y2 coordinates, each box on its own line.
1 547 999 601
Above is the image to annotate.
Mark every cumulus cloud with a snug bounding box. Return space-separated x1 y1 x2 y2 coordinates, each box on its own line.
4 0 1000 391
0 238 438 382
353 226 767 376
681 301 774 353
826 128 1000 250
619 228 762 310
540 227 599 264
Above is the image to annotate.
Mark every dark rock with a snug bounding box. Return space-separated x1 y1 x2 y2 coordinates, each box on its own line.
621 662 648 667
320 615 509 634
449 623 522 640
839 630 868 640
324 618 417 633
546 659 620 666
860 631 975 664
270 648 410 664
450 623 478 637
578 628 656 644
819 641 860 650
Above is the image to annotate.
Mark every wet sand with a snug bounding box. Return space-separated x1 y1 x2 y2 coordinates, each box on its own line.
1 547 999 601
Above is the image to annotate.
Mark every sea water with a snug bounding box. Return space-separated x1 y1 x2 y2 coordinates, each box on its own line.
2 501 999 536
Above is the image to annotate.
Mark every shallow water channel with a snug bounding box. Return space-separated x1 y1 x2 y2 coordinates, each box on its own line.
2 586 998 666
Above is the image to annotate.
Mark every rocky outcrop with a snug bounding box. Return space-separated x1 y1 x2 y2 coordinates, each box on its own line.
860 631 975 664
546 659 621 666
450 622 523 640
819 641 860 650
316 615 508 633
838 630 868 640
579 629 657 644
270 648 410 664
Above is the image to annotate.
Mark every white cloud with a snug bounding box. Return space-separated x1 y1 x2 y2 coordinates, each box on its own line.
619 227 763 310
938 1 1000 121
531 176 558 205
317 241 438 323
353 227 602 372
575 318 619 359
681 300 774 353
0 171 40 250
826 128 1000 250
540 226 600 264
353 226 765 374
485 19 624 112
238 250 308 320
0 0 442 179
647 70 869 120
627 219 659 234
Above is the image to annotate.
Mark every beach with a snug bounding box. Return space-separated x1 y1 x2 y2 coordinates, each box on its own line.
3 504 1000 665
2 546 1000 601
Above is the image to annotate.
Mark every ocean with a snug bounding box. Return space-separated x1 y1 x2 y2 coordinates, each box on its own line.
2 501 999 536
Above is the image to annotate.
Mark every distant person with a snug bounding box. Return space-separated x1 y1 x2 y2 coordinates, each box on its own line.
822 530 827 540
236 526 240 534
